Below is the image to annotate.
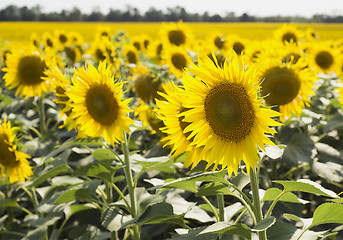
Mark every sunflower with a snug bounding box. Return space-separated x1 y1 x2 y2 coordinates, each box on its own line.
159 21 194 48
155 81 204 167
162 46 192 78
273 24 303 45
147 40 163 62
206 31 227 51
180 50 282 175
122 44 140 66
0 117 32 183
62 45 82 66
305 28 319 41
66 61 134 145
255 55 316 121
54 30 70 48
42 32 56 49
3 45 51 98
95 26 112 41
134 100 164 135
307 41 341 74
133 66 163 103
87 38 108 63
225 35 248 56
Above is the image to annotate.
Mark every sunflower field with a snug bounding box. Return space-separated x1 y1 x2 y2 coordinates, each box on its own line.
0 21 343 240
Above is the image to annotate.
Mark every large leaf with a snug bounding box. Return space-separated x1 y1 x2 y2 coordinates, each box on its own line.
72 163 119 182
198 222 252 239
252 216 276 232
150 170 227 193
195 182 235 197
274 179 339 198
312 143 343 182
267 221 297 240
101 207 131 232
121 202 187 229
310 203 343 227
32 164 70 187
261 188 309 204
281 133 315 165
92 148 118 161
55 189 93 204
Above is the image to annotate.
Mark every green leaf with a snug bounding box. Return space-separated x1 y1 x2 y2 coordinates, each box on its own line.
134 155 176 173
310 203 343 228
167 227 218 240
64 204 96 219
267 221 297 240
139 195 165 212
150 170 227 193
73 163 118 182
0 198 19 208
324 114 343 132
195 182 235 197
121 202 187 229
274 179 339 198
252 216 276 232
55 189 93 204
101 207 131 232
44 137 104 161
32 164 70 187
281 133 314 165
262 188 309 204
92 148 117 161
198 222 252 239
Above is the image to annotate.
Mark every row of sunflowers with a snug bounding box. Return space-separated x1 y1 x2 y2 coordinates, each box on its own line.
0 21 343 239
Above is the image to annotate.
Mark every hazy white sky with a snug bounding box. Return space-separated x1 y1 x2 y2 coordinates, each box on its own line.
0 0 342 17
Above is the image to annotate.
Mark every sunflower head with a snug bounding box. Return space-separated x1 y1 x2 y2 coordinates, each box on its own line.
226 35 248 56
67 61 134 145
160 21 194 48
274 24 302 45
3 45 52 98
162 45 192 78
134 71 163 103
177 49 282 175
256 57 316 121
0 117 32 183
308 42 341 74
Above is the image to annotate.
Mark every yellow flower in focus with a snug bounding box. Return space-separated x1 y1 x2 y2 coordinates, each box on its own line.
3 45 51 98
180 50 282 176
67 61 134 145
0 117 32 183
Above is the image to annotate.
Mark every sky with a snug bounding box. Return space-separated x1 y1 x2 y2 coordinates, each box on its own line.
0 0 342 17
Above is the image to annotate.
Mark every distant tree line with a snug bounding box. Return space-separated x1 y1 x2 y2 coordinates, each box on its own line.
0 5 342 22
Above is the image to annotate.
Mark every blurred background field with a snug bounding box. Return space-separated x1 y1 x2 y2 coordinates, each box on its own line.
1 22 343 42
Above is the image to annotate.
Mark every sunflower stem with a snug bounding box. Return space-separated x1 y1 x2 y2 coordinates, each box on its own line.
249 168 267 240
121 133 140 240
217 194 225 222
38 95 47 135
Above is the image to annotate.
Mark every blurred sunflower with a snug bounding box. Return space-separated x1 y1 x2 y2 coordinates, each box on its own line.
180 50 282 175
160 21 194 47
67 61 134 145
273 24 303 45
305 28 319 41
226 35 248 56
206 31 227 51
256 56 316 121
133 66 163 103
62 45 82 66
87 38 108 63
308 42 341 74
147 40 163 62
123 44 139 66
42 32 56 49
0 117 32 183
134 100 164 135
3 45 51 98
162 46 192 78
54 30 70 48
95 26 112 41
